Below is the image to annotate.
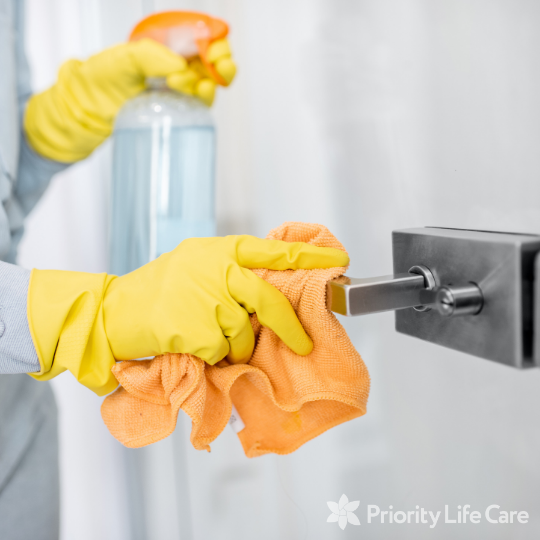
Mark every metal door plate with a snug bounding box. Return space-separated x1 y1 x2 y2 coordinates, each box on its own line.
393 227 540 368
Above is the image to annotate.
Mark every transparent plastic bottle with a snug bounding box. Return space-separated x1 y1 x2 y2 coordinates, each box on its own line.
109 79 215 276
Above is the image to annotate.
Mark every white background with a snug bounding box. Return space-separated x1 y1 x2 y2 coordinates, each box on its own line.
19 0 540 538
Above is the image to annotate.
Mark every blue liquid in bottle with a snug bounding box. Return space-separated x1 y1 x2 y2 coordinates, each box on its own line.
110 80 215 276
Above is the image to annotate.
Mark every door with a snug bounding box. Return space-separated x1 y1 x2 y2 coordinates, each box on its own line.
187 1 540 538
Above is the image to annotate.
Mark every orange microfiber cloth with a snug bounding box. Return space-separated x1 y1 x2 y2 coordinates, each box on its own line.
101 222 370 457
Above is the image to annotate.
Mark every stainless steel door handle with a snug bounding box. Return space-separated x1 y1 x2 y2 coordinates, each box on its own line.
328 270 484 318
327 265 436 316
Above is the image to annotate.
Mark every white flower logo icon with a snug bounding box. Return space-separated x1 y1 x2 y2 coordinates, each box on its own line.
327 494 360 530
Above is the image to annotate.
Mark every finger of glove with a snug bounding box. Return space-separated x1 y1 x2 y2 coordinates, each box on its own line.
168 58 215 104
219 305 255 364
129 38 187 78
233 236 350 270
207 38 232 63
166 69 200 95
199 303 253 365
188 57 211 78
206 40 236 85
228 266 313 356
195 79 216 106
215 58 237 85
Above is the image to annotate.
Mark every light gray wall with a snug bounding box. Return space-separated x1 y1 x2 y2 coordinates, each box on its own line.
19 1 540 538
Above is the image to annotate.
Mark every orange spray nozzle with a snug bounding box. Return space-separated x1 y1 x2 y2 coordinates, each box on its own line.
129 11 230 86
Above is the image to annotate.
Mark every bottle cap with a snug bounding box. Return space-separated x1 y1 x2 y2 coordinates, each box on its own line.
129 11 230 86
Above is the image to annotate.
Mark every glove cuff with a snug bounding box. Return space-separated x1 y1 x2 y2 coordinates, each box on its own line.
24 59 113 163
27 269 118 396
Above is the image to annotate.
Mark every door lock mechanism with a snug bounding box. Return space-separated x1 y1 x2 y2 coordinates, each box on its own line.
328 264 484 318
433 284 483 317
416 281 484 317
327 227 540 368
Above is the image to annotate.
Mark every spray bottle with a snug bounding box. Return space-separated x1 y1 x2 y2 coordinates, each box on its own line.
109 11 230 276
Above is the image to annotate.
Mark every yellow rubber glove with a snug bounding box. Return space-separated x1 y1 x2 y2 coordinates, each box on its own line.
168 38 236 105
24 38 236 163
28 236 349 396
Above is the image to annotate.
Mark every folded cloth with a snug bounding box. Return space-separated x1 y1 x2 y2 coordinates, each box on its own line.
101 222 370 457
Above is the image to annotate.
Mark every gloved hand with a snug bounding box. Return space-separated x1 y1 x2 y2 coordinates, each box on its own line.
28 236 349 396
24 38 236 163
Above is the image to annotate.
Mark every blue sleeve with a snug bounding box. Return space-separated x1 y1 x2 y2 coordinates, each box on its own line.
0 262 39 373
13 0 69 220
0 0 65 374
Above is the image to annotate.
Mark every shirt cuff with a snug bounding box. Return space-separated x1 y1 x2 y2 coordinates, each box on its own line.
0 261 40 373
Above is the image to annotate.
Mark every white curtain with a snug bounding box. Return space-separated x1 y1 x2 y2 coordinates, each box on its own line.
20 1 540 538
